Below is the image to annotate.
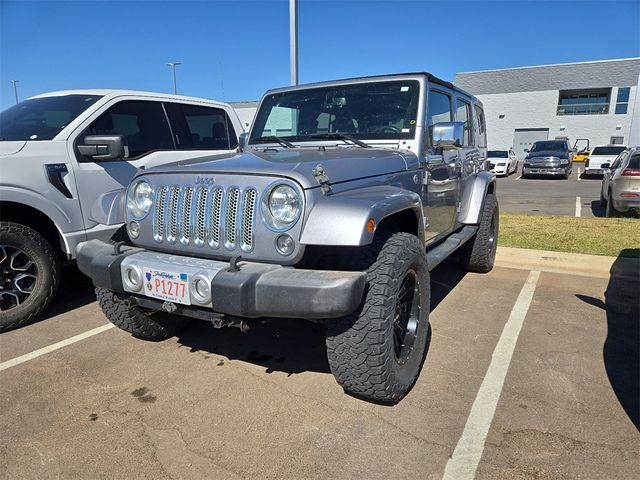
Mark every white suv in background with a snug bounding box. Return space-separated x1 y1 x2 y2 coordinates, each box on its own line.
584 145 627 177
0 90 243 331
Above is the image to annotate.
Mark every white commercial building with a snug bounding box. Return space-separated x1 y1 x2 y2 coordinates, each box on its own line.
454 58 640 160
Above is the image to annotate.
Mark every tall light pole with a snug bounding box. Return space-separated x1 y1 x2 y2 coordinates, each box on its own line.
167 62 181 95
10 80 19 104
289 0 298 85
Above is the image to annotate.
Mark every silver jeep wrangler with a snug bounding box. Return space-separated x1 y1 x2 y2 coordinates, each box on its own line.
78 73 497 403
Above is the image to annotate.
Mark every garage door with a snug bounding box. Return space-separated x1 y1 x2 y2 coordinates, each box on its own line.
513 128 549 160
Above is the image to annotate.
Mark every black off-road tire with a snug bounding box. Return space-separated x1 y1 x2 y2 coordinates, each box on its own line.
459 193 499 273
96 287 184 340
325 232 430 404
0 222 60 332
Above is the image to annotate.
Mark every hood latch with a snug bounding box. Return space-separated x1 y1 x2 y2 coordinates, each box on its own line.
312 164 332 195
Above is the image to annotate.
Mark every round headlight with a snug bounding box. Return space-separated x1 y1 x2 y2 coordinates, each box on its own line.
127 180 153 220
268 185 300 224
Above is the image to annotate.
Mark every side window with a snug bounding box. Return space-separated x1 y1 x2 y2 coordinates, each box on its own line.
455 98 473 146
86 101 174 158
426 89 452 145
165 103 238 150
473 104 486 148
610 152 626 170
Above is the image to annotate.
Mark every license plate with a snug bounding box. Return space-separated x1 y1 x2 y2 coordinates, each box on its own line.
143 268 190 305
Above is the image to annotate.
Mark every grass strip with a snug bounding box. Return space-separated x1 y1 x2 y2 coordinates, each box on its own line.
498 213 640 258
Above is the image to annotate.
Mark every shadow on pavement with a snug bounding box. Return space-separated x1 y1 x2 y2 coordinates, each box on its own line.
589 200 606 217
175 260 466 377
42 265 96 320
576 248 639 430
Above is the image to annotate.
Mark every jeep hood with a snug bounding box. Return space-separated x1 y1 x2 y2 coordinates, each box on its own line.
143 148 416 189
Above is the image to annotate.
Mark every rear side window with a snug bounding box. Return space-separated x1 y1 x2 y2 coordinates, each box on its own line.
85 100 174 158
165 103 238 150
455 98 473 146
474 104 486 148
592 146 627 156
629 154 640 169
426 89 452 145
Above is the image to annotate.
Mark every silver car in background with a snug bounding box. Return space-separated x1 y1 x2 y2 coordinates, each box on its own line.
600 147 640 217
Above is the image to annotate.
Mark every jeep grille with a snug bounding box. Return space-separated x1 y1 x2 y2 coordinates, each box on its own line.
152 184 257 253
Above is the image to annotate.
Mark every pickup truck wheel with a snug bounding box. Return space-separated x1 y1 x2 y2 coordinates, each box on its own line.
326 232 430 404
459 193 499 273
96 287 183 340
0 222 60 332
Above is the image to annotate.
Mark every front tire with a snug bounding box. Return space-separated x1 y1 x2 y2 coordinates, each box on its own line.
96 287 185 340
0 222 60 332
459 193 499 273
326 232 430 404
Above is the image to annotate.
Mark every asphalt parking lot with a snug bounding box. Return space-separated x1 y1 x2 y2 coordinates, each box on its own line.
496 163 609 218
1 258 638 479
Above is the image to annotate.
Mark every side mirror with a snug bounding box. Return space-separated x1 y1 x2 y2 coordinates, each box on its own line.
238 132 249 152
601 163 611 169
78 135 128 160
432 122 464 150
524 148 530 153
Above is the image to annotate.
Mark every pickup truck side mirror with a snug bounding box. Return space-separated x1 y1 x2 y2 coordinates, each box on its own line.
78 135 128 160
238 132 249 152
432 122 464 150
601 163 611 169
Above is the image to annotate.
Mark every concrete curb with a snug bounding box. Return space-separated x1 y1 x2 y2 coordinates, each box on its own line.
495 246 639 281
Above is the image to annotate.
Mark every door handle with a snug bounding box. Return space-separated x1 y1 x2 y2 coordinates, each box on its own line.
46 163 73 199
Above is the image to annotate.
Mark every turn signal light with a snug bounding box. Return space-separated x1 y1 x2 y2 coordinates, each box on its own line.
621 168 640 176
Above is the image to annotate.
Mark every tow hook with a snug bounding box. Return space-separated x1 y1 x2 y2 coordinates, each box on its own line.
212 315 251 333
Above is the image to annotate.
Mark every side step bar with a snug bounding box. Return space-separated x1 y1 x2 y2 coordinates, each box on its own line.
426 225 478 271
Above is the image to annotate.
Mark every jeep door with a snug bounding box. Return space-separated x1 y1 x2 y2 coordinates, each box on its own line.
423 87 459 242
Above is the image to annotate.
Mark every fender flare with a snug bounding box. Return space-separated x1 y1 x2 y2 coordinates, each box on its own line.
458 171 496 224
90 188 127 226
300 185 423 246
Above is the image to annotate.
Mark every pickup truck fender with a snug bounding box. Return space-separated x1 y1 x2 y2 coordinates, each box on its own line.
457 171 496 224
300 186 423 246
89 188 126 226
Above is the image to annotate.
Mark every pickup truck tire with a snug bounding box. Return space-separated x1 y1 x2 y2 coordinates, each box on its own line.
96 287 184 340
0 222 60 332
459 193 499 273
326 232 430 404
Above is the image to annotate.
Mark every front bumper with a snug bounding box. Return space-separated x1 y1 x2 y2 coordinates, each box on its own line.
77 240 367 319
489 164 508 175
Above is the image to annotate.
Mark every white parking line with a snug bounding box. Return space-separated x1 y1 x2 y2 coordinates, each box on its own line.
575 196 582 217
442 270 540 480
0 323 115 372
515 175 522 180
577 168 581 181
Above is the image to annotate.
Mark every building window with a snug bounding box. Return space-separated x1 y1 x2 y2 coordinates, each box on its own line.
615 87 630 114
610 136 624 145
557 89 610 115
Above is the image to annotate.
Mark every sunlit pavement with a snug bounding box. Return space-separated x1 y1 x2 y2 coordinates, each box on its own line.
1 261 638 479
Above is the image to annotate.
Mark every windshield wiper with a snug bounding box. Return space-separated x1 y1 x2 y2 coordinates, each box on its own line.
309 133 370 148
252 135 295 148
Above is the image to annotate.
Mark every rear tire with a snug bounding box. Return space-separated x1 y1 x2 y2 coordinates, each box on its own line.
325 232 430 404
605 193 619 218
0 222 60 332
459 193 499 273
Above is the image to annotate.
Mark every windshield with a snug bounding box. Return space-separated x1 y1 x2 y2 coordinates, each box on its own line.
591 146 626 156
530 141 567 152
250 80 420 144
0 94 102 141
487 150 508 158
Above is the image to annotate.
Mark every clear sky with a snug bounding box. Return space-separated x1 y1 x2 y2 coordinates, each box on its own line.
1 0 639 109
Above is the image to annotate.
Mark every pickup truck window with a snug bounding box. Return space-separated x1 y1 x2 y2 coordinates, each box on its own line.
86 100 174 158
165 103 238 150
0 94 102 141
250 80 420 143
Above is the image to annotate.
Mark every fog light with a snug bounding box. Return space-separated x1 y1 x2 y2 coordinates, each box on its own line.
191 275 211 304
123 266 142 291
128 221 140 239
275 234 295 256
